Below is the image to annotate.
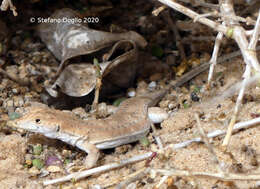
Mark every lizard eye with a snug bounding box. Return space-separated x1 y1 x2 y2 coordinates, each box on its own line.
35 119 41 124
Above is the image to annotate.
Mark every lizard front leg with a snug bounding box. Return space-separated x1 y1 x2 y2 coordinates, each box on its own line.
77 141 100 169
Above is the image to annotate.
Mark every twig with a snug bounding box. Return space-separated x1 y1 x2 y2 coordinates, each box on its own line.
43 152 153 185
164 10 187 61
194 113 225 173
152 5 166 16
248 9 260 50
155 175 168 189
178 0 219 10
194 11 218 23
152 168 260 181
157 0 227 34
218 12 256 25
222 64 251 147
0 0 17 16
151 123 164 150
92 60 102 112
207 31 224 86
165 116 260 150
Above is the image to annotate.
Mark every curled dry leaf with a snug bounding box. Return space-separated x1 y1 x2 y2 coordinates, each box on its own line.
38 8 147 97
52 40 138 97
54 63 96 97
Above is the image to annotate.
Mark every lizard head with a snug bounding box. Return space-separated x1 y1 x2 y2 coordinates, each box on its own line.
7 107 61 137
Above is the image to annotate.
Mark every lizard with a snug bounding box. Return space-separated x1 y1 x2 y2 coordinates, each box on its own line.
6 49 245 168
7 90 167 169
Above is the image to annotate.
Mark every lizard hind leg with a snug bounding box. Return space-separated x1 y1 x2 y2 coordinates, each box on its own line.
77 141 100 169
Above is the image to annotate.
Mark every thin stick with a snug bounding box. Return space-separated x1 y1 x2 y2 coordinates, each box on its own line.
151 123 164 150
207 31 224 86
248 9 260 50
222 64 251 147
164 10 187 61
194 11 218 23
92 60 102 111
0 0 17 16
152 5 166 16
155 175 168 189
153 168 260 181
194 113 225 173
43 152 153 185
166 116 260 150
157 0 227 34
178 0 219 9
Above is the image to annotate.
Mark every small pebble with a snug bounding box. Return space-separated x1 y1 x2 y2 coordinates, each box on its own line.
62 149 72 157
13 96 23 107
47 165 62 173
148 81 156 89
39 169 50 178
168 103 175 109
126 183 137 189
6 99 14 107
91 185 103 189
12 88 19 94
127 88 136 97
28 166 41 175
97 102 108 118
148 107 169 123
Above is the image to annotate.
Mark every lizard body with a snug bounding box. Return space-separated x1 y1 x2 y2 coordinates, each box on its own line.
7 90 166 168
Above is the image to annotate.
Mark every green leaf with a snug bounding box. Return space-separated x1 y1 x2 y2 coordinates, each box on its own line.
93 58 99 65
139 136 150 147
32 159 44 169
193 86 201 93
183 102 189 109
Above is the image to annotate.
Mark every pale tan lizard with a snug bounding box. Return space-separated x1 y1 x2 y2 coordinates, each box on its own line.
7 90 166 168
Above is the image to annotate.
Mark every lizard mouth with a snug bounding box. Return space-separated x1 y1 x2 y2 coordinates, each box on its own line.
6 120 38 132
